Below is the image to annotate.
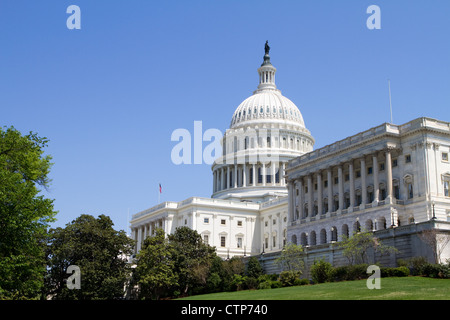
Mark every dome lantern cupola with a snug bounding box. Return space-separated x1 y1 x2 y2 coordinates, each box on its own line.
255 41 278 94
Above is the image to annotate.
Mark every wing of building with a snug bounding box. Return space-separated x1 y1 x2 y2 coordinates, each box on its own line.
130 44 450 264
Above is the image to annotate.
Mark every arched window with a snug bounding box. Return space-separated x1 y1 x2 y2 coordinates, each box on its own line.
320 229 327 244
300 233 308 246
310 231 317 246
291 234 297 245
342 224 349 239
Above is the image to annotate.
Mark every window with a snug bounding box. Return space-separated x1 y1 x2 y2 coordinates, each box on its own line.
324 180 328 188
443 152 449 162
444 181 449 197
407 183 414 199
237 220 243 227
203 235 209 245
184 219 187 225
367 167 373 175
265 221 268 227
345 174 349 182
405 154 411 163
334 177 339 185
221 219 226 225
393 159 398 167
356 170 361 178
204 218 209 224
265 237 269 249
273 236 276 247
273 219 276 225
237 237 242 248
220 236 226 247
379 163 385 171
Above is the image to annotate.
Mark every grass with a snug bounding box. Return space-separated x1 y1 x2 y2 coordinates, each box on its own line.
177 277 450 300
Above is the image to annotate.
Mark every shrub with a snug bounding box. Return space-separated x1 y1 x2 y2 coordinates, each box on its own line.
279 270 300 287
420 263 450 279
333 264 369 281
293 278 309 286
310 259 334 284
270 281 282 289
257 281 271 290
409 256 430 276
246 257 263 279
380 266 410 277
244 277 259 290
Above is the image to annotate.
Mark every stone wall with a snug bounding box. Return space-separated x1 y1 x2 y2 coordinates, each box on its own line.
244 220 450 278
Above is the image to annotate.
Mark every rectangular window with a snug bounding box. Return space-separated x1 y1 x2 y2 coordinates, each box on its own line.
237 220 243 227
334 177 339 184
367 167 373 175
405 154 411 163
379 163 385 171
237 237 242 248
221 219 226 225
204 218 209 224
444 181 449 197
265 237 268 249
442 152 449 162
203 235 209 245
324 180 328 188
345 174 349 181
220 236 226 247
356 170 361 178
392 159 398 167
273 236 276 247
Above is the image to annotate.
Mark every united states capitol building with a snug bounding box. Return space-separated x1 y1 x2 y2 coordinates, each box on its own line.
130 43 450 269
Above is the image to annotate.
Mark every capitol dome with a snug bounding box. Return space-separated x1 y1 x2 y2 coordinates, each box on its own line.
211 41 314 202
230 41 306 130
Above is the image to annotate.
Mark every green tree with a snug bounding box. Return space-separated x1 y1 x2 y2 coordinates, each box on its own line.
246 256 263 279
45 214 134 300
168 227 217 295
0 127 56 299
134 228 178 300
339 230 398 265
275 243 305 274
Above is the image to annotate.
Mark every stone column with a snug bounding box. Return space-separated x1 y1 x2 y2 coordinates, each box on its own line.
243 163 247 187
338 165 344 211
373 154 379 205
360 157 367 208
233 164 237 188
317 171 323 215
327 169 333 213
349 162 355 212
281 162 286 186
252 164 256 186
385 149 393 204
272 162 276 186
296 178 303 219
288 181 294 223
137 226 142 252
221 167 225 191
307 175 313 217
262 163 266 186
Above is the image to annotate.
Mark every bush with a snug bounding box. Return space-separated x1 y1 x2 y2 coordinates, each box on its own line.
310 259 334 284
244 277 259 290
279 270 301 287
246 257 263 279
380 266 410 277
333 264 369 281
293 278 309 286
258 281 272 290
420 263 450 279
270 281 282 289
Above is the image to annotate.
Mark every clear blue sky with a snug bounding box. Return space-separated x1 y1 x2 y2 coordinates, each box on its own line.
1 0 449 233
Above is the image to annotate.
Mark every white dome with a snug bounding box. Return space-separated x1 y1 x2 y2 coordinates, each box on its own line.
230 90 306 129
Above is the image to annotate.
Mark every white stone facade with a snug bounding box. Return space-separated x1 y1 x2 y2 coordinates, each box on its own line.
129 44 450 263
286 117 450 263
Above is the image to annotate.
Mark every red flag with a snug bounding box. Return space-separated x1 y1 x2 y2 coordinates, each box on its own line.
159 183 162 193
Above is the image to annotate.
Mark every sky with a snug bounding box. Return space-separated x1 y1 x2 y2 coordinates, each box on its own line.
1 0 449 234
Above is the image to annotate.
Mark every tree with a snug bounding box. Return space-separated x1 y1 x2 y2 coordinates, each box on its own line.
45 214 135 299
168 227 217 295
275 242 305 275
134 228 178 300
418 228 450 264
246 256 263 279
339 230 397 265
0 127 56 299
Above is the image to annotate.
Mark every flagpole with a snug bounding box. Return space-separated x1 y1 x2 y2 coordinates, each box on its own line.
388 79 393 124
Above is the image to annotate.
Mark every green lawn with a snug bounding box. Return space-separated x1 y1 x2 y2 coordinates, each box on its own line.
178 277 450 300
